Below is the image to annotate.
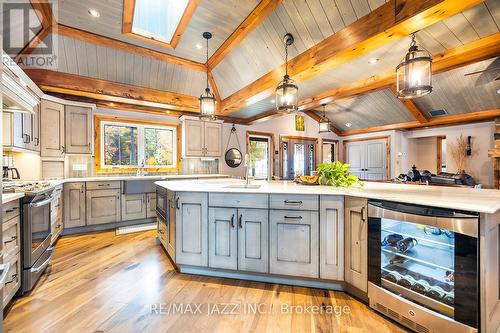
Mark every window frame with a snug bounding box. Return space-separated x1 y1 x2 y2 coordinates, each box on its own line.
95 115 180 174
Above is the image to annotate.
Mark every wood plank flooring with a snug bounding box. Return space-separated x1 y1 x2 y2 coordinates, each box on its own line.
4 231 407 333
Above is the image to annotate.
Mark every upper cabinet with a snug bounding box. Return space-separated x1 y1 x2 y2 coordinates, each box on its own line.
2 104 40 152
65 105 92 154
180 116 222 158
40 99 65 157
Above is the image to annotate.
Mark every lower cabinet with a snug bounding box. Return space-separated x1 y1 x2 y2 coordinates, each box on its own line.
344 197 368 293
270 209 319 278
86 189 121 225
146 192 157 218
320 195 344 280
2 199 21 309
166 190 176 260
64 182 86 228
3 252 21 309
209 207 238 270
175 192 208 266
50 185 64 244
121 193 147 221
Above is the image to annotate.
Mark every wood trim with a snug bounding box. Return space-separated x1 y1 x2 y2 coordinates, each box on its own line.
246 131 276 179
208 0 283 69
299 33 500 112
93 115 181 174
436 135 446 174
341 109 500 136
15 25 52 64
207 71 221 102
122 0 200 49
30 0 53 28
218 0 482 115
303 110 342 135
56 24 205 71
389 86 428 123
342 136 391 180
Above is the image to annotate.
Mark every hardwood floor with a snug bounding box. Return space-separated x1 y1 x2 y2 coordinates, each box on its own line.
4 231 406 333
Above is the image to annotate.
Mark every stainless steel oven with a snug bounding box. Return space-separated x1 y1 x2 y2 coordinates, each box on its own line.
20 189 55 294
156 186 167 220
368 200 479 333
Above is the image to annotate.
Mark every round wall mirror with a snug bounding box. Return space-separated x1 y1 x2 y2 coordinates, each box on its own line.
225 148 242 168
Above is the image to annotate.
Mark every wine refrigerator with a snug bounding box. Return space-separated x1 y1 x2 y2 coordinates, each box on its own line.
367 200 479 333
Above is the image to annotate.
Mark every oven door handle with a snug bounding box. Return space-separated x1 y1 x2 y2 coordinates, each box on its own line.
0 263 11 288
31 247 54 274
30 196 54 208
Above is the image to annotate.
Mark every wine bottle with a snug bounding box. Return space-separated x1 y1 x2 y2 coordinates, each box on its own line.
398 275 417 289
425 285 447 301
397 237 418 253
381 233 403 247
411 279 432 294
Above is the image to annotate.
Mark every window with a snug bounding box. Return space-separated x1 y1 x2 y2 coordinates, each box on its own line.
249 136 270 180
101 120 177 170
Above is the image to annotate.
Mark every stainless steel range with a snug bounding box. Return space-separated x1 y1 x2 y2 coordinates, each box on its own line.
3 181 55 294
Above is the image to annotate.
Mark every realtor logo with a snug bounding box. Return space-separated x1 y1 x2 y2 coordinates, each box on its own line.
2 0 57 68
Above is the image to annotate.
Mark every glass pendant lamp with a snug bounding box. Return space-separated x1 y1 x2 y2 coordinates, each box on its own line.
275 33 298 113
318 104 331 133
396 33 432 99
199 32 216 120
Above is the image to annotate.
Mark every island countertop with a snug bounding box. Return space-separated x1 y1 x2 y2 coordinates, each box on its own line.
155 178 500 214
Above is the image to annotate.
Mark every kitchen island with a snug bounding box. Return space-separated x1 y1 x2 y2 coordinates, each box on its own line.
155 178 500 333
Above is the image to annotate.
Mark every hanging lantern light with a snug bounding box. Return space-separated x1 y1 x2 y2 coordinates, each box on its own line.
276 33 298 113
199 32 216 120
318 104 331 133
396 33 432 99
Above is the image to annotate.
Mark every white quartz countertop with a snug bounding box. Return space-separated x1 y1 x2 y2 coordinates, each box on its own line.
2 193 24 204
155 179 500 214
45 174 229 186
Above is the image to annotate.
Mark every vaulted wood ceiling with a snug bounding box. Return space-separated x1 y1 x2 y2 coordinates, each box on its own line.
7 0 500 134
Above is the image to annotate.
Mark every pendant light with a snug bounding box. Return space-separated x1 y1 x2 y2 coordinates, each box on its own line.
199 32 216 120
396 33 432 99
275 33 298 113
318 104 331 133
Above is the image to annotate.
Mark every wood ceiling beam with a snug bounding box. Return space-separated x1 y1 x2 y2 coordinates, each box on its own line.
30 0 53 28
56 24 206 72
303 111 342 136
208 0 283 70
340 109 500 136
207 71 221 102
298 32 500 112
25 69 200 112
15 25 52 64
389 86 428 123
218 0 483 115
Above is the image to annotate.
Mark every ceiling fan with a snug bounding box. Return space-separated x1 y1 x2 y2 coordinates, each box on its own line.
463 57 500 83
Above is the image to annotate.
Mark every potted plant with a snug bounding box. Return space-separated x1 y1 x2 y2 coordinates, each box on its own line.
316 161 363 187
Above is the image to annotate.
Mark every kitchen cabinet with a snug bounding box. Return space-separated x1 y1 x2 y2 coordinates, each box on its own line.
40 99 65 157
345 138 387 180
166 190 176 260
2 108 39 152
86 189 121 225
146 192 156 219
2 199 21 309
320 196 344 280
50 185 63 244
64 182 86 228
65 105 92 154
270 209 319 278
181 116 222 157
121 193 147 221
209 207 238 270
344 197 368 293
237 209 268 273
175 192 208 266
3 251 21 309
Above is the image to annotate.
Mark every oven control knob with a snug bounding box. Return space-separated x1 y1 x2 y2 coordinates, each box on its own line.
408 310 416 317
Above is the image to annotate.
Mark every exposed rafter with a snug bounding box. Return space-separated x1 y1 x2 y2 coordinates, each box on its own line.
29 0 53 28
15 25 52 64
207 71 221 102
208 0 283 70
389 86 428 123
218 0 483 115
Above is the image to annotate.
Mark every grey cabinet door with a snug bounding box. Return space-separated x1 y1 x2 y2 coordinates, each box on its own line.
238 208 268 273
320 195 344 280
204 121 222 156
65 105 92 154
121 193 146 221
344 197 368 293
270 210 319 278
64 183 86 228
183 119 204 156
166 191 176 260
146 192 156 218
209 207 238 270
86 189 121 225
175 192 208 266
41 99 65 157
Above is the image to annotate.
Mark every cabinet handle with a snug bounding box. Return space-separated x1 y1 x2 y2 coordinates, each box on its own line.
98 184 110 187
284 216 302 220
360 206 366 222
284 200 302 205
5 274 18 285
34 137 39 146
176 197 180 210
23 134 29 143
4 236 17 244
5 207 18 213
238 214 243 228
231 214 235 228
61 145 65 154
116 195 120 200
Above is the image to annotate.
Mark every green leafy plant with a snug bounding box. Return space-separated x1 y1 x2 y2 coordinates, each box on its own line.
316 161 363 187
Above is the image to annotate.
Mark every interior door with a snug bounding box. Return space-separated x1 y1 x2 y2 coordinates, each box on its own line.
345 142 365 178
281 139 317 180
364 140 386 180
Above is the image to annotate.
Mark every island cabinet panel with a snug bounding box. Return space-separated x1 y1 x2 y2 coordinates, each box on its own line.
320 196 345 280
146 192 157 219
121 193 146 221
86 189 121 225
175 192 208 266
270 210 319 278
65 105 92 154
166 191 176 260
238 209 268 273
64 182 86 228
270 194 319 211
40 99 65 157
209 193 268 209
344 197 368 293
209 207 238 270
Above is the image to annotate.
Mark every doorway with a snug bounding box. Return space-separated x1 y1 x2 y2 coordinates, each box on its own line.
437 136 447 173
322 139 339 163
246 131 274 180
343 136 390 180
280 136 318 180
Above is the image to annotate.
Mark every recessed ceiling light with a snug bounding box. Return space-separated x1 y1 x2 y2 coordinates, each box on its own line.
270 99 275 104
345 122 352 128
195 43 202 49
88 9 100 17
368 58 379 64
497 88 500 95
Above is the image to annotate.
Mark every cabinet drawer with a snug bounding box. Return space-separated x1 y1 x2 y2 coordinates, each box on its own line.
86 181 121 190
209 193 268 209
2 200 20 222
2 215 20 259
270 194 318 211
158 219 168 248
3 253 21 309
